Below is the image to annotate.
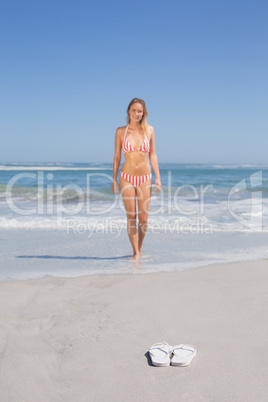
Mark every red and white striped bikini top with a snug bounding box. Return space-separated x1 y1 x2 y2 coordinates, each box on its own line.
122 125 150 154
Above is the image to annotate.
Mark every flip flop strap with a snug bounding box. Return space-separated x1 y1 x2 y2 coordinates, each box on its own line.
150 347 169 357
150 342 170 356
172 345 194 353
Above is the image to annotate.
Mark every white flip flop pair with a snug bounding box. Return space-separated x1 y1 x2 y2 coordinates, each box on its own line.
149 342 196 367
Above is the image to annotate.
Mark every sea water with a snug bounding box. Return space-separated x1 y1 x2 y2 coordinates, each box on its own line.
1 162 268 280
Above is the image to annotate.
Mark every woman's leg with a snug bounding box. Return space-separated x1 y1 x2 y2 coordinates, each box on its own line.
119 176 140 259
136 178 152 252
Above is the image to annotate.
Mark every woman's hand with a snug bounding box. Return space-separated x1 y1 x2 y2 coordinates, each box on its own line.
112 179 119 195
155 178 162 193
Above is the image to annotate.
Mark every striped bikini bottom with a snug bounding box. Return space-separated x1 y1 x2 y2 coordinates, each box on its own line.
120 171 152 188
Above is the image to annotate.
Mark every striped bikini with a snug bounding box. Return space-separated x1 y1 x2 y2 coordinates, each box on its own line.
120 125 152 188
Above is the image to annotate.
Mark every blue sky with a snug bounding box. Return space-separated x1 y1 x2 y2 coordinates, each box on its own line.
1 0 267 164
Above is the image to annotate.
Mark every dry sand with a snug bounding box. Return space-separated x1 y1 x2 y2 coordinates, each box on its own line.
0 260 268 401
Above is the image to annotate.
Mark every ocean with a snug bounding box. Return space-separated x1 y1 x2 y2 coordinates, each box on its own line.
1 162 268 280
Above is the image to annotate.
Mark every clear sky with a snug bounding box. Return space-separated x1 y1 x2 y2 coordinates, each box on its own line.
1 0 267 164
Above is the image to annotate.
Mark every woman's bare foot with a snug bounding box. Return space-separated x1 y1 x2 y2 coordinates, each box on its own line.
132 251 140 260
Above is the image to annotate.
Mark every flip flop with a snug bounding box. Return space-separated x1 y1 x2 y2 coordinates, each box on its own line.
148 342 172 367
170 344 197 366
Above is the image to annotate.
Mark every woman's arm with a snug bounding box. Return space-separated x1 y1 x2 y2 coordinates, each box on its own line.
111 128 122 194
149 126 161 193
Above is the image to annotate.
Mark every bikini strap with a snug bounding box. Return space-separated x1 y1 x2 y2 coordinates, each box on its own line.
123 125 129 140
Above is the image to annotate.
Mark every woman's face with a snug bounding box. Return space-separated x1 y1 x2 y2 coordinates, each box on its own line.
128 102 144 123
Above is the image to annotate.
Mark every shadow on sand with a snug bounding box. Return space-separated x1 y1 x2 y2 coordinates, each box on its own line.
144 351 154 367
16 255 131 261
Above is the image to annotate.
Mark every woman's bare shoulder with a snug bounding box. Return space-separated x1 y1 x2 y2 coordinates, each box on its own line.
147 125 155 139
116 125 127 137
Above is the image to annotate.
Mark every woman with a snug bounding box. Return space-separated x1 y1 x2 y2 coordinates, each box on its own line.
112 98 161 260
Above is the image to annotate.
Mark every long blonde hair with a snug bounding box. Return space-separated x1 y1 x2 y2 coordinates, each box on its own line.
126 98 148 134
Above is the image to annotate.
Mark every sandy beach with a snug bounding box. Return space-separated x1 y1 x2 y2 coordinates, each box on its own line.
0 260 267 401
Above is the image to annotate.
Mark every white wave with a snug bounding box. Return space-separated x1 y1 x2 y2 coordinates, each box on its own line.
0 216 127 230
0 166 112 171
1 214 268 233
210 164 268 169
